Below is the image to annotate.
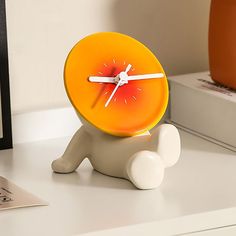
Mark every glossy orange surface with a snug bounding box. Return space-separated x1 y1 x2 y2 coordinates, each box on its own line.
64 32 168 136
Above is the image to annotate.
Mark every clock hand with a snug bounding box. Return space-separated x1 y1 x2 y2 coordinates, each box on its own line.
88 73 164 83
105 79 122 107
124 64 132 73
104 64 132 107
88 64 132 83
127 73 164 81
88 76 115 83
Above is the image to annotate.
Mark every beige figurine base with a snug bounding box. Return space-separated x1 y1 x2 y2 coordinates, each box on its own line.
52 117 181 190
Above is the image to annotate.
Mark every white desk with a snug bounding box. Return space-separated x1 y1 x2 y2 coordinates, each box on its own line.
0 130 235 236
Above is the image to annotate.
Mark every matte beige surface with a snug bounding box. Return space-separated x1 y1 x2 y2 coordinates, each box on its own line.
6 0 210 113
51 123 181 190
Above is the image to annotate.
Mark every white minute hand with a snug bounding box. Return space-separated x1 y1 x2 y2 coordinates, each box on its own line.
127 73 164 81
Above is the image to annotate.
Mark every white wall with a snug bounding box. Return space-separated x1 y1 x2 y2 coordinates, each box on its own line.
6 0 210 114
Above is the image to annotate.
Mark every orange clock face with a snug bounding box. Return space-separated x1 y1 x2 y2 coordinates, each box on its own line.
64 32 168 136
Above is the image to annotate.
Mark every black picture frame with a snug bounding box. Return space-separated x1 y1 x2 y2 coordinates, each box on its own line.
0 0 12 149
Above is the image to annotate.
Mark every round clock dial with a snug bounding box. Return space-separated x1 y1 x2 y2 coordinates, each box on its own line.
64 32 168 136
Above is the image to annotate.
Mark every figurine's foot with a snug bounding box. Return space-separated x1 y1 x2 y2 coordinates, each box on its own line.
126 151 164 190
152 124 181 168
51 157 79 173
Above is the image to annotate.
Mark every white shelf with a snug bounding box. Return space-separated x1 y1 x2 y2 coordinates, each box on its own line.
0 129 235 236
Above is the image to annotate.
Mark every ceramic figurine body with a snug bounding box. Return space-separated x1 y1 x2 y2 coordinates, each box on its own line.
51 32 181 189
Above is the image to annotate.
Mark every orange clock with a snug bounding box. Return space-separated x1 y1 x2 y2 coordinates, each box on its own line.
64 32 168 136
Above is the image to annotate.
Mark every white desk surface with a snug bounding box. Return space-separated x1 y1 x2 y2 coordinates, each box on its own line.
0 130 235 236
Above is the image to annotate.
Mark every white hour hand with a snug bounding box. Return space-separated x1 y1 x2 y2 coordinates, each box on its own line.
88 76 115 83
127 73 164 81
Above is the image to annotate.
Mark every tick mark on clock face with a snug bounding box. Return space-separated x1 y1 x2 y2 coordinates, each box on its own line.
104 91 108 95
124 99 127 104
103 63 108 67
137 88 142 91
132 96 137 100
113 59 116 64
114 97 117 102
98 72 103 75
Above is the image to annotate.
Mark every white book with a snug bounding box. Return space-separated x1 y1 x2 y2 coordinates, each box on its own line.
168 72 236 152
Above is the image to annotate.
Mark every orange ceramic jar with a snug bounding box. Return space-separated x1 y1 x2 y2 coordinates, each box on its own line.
209 0 236 90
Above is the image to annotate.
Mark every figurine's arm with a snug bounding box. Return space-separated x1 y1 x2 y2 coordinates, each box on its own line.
51 126 91 173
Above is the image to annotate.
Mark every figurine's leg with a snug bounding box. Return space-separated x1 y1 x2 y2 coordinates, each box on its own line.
151 124 181 168
126 151 165 190
51 126 91 173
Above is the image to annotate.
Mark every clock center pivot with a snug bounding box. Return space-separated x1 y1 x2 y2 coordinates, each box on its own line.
114 72 128 86
114 63 132 86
